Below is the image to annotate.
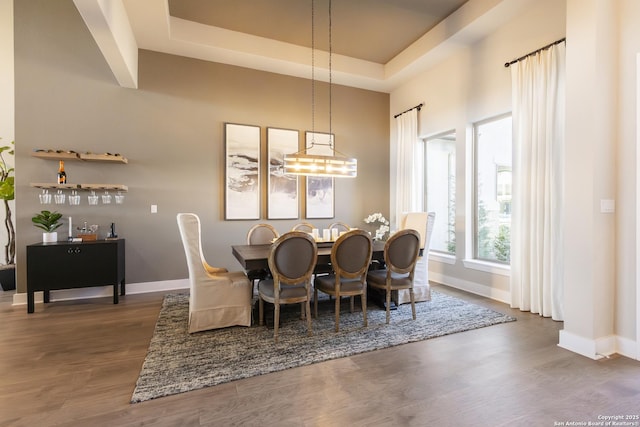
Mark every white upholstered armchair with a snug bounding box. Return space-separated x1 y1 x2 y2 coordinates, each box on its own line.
177 213 253 333
396 212 436 305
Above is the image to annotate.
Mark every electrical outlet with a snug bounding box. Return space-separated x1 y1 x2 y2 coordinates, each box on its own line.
151 204 158 214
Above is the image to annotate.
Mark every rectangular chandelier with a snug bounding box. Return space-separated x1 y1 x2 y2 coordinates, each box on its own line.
282 0 357 179
283 152 357 178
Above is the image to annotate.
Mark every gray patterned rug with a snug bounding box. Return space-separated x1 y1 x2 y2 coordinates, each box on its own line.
131 291 516 403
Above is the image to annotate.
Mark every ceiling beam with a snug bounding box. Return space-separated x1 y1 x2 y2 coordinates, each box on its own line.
73 0 138 88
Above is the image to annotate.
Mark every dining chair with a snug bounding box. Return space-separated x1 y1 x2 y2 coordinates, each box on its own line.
246 223 279 245
176 213 253 332
328 222 350 234
366 229 421 324
291 222 332 276
258 231 318 342
314 229 372 332
291 222 315 233
246 223 280 292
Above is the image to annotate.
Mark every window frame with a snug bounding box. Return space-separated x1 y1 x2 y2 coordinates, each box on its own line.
466 113 512 270
424 129 457 256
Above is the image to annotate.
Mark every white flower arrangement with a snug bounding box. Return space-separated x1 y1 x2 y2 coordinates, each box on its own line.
363 212 390 241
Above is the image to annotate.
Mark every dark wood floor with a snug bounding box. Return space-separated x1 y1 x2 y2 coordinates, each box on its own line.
1 284 639 427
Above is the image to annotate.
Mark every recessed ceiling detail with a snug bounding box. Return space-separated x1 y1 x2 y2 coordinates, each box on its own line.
168 0 468 64
75 0 536 92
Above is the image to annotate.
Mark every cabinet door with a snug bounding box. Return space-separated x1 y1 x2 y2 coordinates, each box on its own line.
28 243 118 290
66 243 117 287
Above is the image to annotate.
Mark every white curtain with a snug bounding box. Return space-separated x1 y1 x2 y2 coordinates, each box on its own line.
510 41 565 321
395 109 422 228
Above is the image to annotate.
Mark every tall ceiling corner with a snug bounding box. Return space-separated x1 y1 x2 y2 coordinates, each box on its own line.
73 0 139 89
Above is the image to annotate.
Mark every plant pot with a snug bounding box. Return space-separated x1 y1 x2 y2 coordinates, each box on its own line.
0 264 15 291
43 231 58 243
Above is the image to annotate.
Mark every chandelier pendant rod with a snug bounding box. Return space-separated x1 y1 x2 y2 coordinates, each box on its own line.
328 0 332 146
311 0 315 147
282 0 357 178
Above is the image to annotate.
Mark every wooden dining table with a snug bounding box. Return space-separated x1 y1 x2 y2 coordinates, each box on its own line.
231 240 386 272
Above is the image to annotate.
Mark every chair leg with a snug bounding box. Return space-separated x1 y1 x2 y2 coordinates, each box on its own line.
350 296 354 313
334 295 341 333
314 288 319 318
259 298 264 326
385 289 391 324
410 288 416 320
306 299 313 336
274 304 280 343
362 290 368 327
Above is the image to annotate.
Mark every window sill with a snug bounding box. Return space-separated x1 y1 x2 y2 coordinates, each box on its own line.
428 252 456 265
462 259 510 276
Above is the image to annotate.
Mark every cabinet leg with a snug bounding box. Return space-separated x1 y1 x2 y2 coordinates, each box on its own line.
27 292 34 313
44 290 50 303
113 284 119 304
120 281 125 296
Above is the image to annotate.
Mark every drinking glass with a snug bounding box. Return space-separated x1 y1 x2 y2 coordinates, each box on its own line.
38 189 52 204
115 191 125 204
88 190 99 206
54 189 66 205
68 190 81 206
102 190 112 204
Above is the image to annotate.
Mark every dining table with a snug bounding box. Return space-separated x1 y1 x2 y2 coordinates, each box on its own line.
231 239 386 272
232 239 396 310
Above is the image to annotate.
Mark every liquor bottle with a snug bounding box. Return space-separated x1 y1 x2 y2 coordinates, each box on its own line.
57 160 67 184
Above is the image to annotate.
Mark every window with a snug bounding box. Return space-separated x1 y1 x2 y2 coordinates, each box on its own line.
474 115 512 263
425 131 456 254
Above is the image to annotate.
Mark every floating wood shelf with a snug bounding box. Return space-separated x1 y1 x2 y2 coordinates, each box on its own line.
79 184 128 191
30 183 79 190
30 183 128 192
79 153 128 163
31 150 128 164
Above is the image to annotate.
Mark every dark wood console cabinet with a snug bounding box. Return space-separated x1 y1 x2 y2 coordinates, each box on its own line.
26 239 125 313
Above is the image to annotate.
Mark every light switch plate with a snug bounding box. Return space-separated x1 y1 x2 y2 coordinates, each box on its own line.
151 204 158 213
600 199 615 213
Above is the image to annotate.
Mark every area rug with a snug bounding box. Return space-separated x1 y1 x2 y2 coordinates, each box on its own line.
131 292 516 403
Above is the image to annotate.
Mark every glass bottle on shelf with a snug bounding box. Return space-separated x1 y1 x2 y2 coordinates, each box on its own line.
57 160 67 184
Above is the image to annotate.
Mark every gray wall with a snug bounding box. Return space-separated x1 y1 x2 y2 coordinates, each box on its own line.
14 0 390 292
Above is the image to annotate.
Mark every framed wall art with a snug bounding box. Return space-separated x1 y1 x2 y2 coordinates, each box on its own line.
267 127 299 219
224 123 261 220
305 131 335 219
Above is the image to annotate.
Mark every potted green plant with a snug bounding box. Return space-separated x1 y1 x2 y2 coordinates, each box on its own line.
32 210 63 243
0 140 15 290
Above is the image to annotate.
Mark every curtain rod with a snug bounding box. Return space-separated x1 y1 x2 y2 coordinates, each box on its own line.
394 103 424 119
504 38 566 68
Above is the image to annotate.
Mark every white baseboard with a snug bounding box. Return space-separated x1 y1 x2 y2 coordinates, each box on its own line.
616 335 639 360
12 278 189 306
558 329 638 361
432 272 639 361
558 330 611 360
429 271 511 304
